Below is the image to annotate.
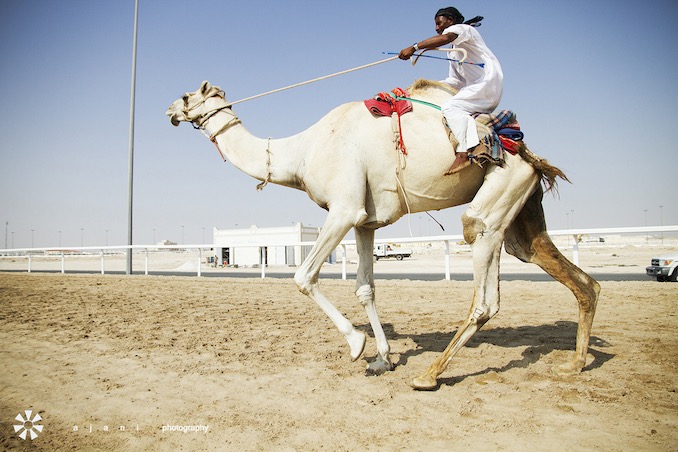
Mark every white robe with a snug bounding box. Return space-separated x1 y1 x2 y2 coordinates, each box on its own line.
440 24 503 152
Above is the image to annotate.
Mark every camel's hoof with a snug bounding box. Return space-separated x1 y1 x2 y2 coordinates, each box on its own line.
553 360 584 377
365 356 393 376
347 330 366 362
410 374 438 391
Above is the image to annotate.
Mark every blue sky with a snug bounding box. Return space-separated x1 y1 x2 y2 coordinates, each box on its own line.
1 0 676 248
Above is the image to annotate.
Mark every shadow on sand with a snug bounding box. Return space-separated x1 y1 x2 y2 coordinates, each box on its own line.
359 321 614 388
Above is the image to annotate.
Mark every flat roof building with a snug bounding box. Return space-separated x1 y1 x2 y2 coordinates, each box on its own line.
212 223 327 267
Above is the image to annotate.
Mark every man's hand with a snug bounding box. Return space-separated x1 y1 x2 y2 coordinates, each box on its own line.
398 33 456 60
399 46 416 60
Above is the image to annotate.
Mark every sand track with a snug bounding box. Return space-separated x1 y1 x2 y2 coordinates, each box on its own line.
0 272 676 450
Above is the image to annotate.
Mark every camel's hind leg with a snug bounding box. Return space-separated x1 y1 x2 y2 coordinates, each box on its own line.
411 159 539 390
504 185 600 374
410 218 505 390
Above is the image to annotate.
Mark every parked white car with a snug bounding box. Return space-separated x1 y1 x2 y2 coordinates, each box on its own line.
646 254 678 282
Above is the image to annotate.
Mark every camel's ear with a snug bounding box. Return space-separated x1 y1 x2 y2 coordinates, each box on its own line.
200 81 211 95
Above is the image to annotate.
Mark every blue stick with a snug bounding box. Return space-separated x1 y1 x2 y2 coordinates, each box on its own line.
383 52 485 68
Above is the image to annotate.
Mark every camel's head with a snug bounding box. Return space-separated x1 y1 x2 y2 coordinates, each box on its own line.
166 81 229 127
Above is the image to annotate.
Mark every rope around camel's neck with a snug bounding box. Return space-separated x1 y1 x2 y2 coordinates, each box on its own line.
199 106 273 190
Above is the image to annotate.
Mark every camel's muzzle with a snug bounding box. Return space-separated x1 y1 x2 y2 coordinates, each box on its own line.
166 107 181 127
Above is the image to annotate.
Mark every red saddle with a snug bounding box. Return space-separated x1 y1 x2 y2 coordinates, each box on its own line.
363 88 413 154
364 88 413 117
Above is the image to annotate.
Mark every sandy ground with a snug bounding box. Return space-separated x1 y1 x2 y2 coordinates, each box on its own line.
0 247 677 450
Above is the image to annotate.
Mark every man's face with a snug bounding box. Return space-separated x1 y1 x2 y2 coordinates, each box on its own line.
435 15 454 35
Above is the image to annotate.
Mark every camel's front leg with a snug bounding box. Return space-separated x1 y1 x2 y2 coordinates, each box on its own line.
355 227 392 374
294 211 366 361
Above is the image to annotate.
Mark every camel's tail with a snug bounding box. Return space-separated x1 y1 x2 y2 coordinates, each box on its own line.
516 142 570 194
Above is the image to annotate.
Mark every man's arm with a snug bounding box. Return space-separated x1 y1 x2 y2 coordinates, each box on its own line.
398 33 457 60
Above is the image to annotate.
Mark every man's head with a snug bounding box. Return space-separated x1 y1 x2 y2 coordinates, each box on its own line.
435 7 464 34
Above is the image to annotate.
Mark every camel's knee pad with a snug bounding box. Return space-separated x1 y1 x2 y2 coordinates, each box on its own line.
355 284 375 307
461 212 487 245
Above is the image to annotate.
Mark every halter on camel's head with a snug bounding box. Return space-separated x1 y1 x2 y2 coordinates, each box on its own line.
166 81 236 129
166 81 243 164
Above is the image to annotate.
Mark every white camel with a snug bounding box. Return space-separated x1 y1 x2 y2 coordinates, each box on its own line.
166 80 600 390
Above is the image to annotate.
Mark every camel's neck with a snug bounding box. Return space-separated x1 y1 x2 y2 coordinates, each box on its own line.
201 105 304 190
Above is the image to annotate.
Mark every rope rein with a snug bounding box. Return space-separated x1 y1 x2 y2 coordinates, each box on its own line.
228 49 467 107
228 56 399 107
226 48 468 107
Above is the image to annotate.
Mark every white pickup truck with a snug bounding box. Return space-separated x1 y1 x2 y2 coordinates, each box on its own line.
645 254 678 282
373 244 412 261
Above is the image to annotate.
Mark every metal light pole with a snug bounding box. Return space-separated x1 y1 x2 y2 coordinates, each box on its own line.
126 0 139 275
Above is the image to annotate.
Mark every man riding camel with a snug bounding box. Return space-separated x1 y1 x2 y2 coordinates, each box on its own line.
399 7 503 173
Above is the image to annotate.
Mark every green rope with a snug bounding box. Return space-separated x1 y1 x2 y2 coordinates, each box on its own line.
395 96 441 111
386 91 442 111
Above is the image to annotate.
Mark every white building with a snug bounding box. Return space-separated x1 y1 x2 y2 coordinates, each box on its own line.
213 223 331 267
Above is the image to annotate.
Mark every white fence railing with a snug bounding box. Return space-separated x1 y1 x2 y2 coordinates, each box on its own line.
1 226 676 280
